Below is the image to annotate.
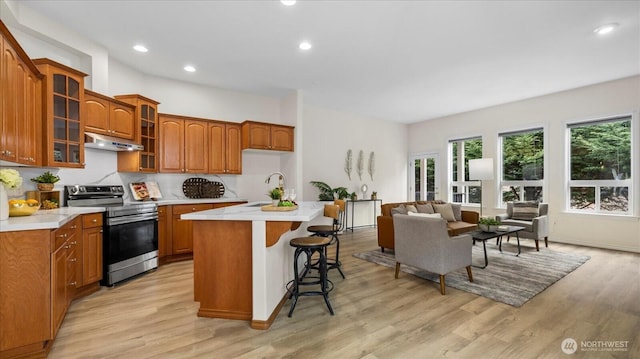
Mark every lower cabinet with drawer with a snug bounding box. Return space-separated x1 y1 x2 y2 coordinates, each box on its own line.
171 203 215 257
162 202 246 263
51 216 81 338
0 212 105 359
82 212 103 286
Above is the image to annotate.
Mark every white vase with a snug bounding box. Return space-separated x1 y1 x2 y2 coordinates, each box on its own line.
0 186 8 221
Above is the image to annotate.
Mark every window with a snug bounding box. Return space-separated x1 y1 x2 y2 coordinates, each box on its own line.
567 116 632 214
450 137 482 204
499 128 544 206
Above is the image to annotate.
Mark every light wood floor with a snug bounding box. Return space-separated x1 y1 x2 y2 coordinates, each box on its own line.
50 229 639 358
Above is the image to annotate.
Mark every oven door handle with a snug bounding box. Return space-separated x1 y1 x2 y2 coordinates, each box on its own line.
107 213 159 226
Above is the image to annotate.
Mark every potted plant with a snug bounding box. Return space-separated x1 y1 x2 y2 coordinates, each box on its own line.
30 171 60 191
350 192 357 201
268 187 282 206
478 217 500 232
371 191 377 200
310 181 350 200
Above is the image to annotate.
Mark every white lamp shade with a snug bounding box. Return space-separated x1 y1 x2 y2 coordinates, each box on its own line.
469 158 494 180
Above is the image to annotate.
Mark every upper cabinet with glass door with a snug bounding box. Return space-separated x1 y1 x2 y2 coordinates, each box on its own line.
115 94 160 173
34 58 87 168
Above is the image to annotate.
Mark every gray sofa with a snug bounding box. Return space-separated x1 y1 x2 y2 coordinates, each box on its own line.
496 202 549 251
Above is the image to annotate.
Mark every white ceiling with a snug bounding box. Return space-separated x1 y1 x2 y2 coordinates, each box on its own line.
18 0 640 124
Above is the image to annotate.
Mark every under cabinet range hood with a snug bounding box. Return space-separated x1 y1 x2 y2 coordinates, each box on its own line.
84 132 144 152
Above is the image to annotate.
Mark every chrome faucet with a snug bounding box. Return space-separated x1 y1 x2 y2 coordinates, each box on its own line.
265 172 286 190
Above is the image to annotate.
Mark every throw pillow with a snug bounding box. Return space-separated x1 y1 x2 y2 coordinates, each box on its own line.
433 203 456 222
451 203 462 221
512 202 539 221
416 203 434 214
405 204 418 213
408 212 442 219
391 205 408 216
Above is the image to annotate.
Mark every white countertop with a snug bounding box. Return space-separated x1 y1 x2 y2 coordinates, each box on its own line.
0 207 105 232
0 198 248 233
181 201 325 222
127 198 248 206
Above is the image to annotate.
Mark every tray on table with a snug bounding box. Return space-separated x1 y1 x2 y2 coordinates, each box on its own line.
261 205 298 212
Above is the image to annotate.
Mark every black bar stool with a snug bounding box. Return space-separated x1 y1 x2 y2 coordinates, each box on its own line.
287 236 334 317
306 200 345 278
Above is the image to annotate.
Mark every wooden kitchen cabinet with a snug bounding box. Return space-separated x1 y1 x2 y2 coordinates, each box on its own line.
0 229 51 357
158 114 209 174
82 213 103 286
158 114 184 173
0 21 43 166
241 120 294 152
84 89 135 139
116 94 160 173
185 119 209 173
50 216 81 338
0 212 105 358
34 58 87 168
157 205 169 262
209 121 242 174
170 203 215 256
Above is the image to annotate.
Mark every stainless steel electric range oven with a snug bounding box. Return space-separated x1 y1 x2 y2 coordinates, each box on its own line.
64 185 158 286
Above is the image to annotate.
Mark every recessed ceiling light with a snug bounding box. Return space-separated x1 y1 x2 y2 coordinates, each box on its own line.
184 65 196 72
133 45 148 53
281 0 296 6
299 41 312 50
593 23 619 35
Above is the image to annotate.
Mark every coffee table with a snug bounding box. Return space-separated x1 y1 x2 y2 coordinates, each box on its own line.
469 225 525 268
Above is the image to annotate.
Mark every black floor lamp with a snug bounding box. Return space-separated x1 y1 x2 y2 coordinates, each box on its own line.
469 158 494 218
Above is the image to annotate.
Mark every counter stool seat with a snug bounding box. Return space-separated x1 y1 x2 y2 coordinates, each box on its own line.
306 200 346 279
287 236 334 317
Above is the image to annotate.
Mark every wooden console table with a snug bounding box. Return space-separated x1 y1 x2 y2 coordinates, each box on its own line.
346 199 382 231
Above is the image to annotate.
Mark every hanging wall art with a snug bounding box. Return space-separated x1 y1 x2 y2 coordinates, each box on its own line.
345 149 353 180
357 150 364 180
368 151 375 181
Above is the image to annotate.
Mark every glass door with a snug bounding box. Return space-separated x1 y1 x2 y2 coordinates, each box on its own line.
409 153 439 201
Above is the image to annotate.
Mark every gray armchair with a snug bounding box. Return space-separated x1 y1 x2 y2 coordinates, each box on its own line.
393 215 473 295
496 202 549 251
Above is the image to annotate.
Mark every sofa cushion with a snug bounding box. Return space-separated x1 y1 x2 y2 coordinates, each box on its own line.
408 211 442 219
451 203 462 221
391 205 408 216
498 219 534 232
406 204 418 213
512 202 539 220
433 203 456 222
447 221 478 236
416 203 434 214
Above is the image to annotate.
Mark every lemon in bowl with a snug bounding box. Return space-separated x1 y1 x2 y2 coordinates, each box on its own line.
8 199 40 217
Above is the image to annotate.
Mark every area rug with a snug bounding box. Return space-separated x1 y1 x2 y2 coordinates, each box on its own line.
353 245 590 307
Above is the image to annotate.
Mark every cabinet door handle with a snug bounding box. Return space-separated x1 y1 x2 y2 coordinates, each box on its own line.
69 281 77 287
100 230 103 233
64 245 70 249
69 258 77 262
92 219 98 223
71 225 77 229
70 241 77 245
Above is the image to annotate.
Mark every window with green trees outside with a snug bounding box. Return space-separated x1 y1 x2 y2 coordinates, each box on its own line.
500 128 544 206
568 116 632 214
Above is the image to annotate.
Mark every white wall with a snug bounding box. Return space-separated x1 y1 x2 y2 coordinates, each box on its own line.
408 76 640 252
302 105 408 226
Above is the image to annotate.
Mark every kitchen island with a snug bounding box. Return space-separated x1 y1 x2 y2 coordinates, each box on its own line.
181 201 325 329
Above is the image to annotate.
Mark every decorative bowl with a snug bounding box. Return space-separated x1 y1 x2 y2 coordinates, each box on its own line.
8 200 41 217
